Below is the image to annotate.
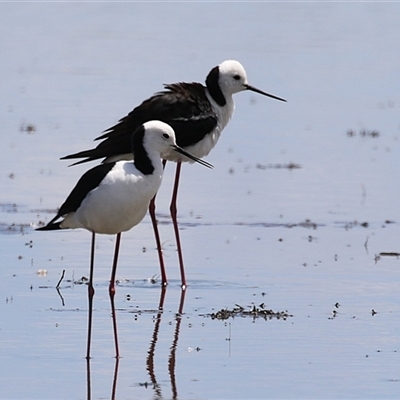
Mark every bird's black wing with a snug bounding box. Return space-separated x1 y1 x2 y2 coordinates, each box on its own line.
36 163 115 230
61 83 218 164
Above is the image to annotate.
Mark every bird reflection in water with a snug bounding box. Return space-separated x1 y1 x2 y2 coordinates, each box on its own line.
145 287 186 400
85 343 120 400
85 286 186 400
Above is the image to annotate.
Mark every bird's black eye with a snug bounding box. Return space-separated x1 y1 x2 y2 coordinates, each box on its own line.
163 133 170 139
233 74 241 80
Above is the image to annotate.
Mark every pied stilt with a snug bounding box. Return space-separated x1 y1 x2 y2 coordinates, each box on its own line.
37 120 212 359
61 60 286 287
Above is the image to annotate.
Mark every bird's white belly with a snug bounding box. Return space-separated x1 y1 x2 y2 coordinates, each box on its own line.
62 164 161 234
76 193 149 234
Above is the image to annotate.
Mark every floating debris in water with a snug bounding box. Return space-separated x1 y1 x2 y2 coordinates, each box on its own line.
148 274 159 284
74 276 89 285
234 218 321 230
336 220 369 230
374 252 400 263
204 303 292 321
384 220 395 224
256 162 301 170
378 252 400 258
346 128 380 138
19 122 37 134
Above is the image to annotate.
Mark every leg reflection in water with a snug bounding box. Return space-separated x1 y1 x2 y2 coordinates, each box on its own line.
145 287 187 399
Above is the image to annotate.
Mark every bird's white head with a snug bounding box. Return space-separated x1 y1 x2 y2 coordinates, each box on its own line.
140 121 213 169
142 120 177 155
217 60 249 95
206 60 287 105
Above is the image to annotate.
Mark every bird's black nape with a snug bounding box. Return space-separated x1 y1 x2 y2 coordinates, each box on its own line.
131 125 155 175
205 66 226 107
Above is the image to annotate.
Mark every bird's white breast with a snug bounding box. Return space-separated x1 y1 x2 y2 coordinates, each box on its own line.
62 162 162 234
164 93 235 163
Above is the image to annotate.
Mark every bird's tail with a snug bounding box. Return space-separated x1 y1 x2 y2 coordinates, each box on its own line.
36 222 62 231
61 135 132 166
60 148 100 166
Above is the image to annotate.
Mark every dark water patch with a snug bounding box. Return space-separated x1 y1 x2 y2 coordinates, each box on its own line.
0 222 31 234
235 219 321 230
335 220 369 230
1 203 21 213
114 278 249 290
115 276 160 287
161 218 397 231
334 219 398 230
0 203 58 215
164 218 323 230
124 306 164 316
30 208 58 214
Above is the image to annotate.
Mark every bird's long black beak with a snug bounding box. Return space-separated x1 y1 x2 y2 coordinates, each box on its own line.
245 84 287 102
172 145 213 169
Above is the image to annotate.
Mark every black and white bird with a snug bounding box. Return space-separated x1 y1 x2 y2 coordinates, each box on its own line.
37 120 212 359
61 60 286 287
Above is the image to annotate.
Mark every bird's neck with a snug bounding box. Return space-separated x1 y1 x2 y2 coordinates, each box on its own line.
205 67 227 107
132 131 156 175
206 90 235 132
134 146 166 176
207 85 226 107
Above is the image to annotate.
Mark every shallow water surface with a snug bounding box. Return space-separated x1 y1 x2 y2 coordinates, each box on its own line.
1 3 400 399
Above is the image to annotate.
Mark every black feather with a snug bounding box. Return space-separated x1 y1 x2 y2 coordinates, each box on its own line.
37 163 116 230
61 82 218 164
36 222 62 231
131 125 154 175
205 66 226 107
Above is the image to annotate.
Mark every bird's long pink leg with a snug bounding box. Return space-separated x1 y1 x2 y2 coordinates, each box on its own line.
170 162 186 288
149 159 168 286
86 231 96 360
109 233 121 359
